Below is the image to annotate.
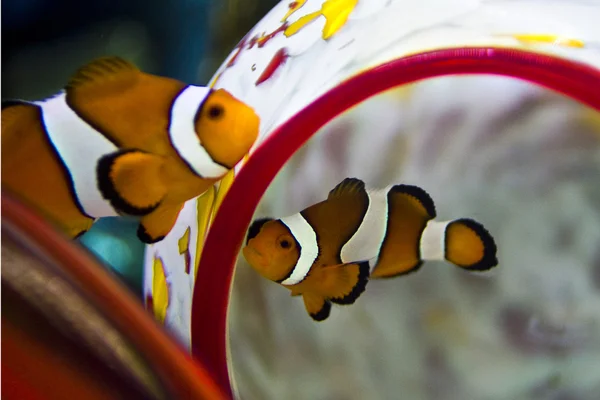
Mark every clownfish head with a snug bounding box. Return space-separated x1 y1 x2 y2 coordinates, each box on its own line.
243 218 300 283
195 88 259 170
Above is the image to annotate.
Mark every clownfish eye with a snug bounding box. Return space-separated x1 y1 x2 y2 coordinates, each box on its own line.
278 237 292 249
207 104 224 120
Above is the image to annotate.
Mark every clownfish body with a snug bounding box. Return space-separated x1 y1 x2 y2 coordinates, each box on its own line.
243 178 498 321
1 56 260 243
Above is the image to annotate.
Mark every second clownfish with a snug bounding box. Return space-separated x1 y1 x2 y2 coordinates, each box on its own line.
1 56 260 243
244 178 498 321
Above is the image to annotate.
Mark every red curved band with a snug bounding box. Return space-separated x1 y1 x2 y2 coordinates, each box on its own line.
191 47 600 397
2 192 227 400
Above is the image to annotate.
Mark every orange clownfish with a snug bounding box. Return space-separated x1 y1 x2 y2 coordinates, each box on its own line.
1 56 260 243
243 178 498 321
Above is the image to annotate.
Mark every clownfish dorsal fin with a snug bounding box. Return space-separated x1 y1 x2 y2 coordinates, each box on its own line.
327 177 366 200
65 56 140 96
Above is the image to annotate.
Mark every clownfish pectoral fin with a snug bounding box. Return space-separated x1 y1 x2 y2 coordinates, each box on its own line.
317 262 370 306
66 56 140 97
328 177 366 199
302 292 331 321
97 149 167 216
444 218 498 271
137 204 184 244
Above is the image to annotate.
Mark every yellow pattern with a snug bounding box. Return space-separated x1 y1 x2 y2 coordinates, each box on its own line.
285 0 358 40
194 187 217 277
281 0 307 22
285 11 321 37
151 256 169 323
512 34 585 48
208 71 223 88
211 170 237 223
178 226 191 274
194 156 252 276
178 227 191 255
205 156 252 237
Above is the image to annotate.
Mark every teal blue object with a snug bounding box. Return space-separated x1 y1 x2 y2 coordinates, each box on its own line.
78 217 145 297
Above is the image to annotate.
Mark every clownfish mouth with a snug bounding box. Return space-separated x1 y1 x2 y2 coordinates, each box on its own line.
244 245 263 258
242 246 268 268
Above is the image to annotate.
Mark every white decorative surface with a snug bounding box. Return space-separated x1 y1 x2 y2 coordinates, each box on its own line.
143 0 600 360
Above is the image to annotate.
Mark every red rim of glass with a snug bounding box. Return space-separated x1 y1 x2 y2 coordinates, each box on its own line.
1 192 227 400
191 47 600 397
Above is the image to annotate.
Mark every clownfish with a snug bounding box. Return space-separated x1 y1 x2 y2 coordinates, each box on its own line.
1 56 260 243
243 178 498 321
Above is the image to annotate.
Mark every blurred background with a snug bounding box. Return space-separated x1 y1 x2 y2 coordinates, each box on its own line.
230 76 600 400
2 0 278 295
4 1 600 399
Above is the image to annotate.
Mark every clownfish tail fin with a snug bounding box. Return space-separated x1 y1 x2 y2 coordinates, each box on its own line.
433 218 498 271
